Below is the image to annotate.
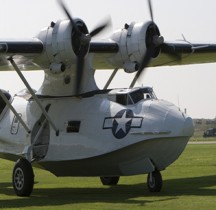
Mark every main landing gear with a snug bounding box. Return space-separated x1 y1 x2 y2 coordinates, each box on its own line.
12 158 34 196
100 176 120 185
100 171 162 193
11 158 162 196
147 170 162 192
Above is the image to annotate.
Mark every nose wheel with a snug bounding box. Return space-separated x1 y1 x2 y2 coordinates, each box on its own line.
147 170 162 192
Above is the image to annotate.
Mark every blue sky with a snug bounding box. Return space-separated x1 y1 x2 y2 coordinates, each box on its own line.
0 0 216 118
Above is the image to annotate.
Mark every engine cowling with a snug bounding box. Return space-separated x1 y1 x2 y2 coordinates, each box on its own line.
35 18 89 73
109 21 161 73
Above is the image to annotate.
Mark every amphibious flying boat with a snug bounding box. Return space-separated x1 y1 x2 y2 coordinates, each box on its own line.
0 0 216 196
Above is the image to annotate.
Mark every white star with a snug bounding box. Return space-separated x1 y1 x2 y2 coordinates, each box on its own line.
115 111 132 134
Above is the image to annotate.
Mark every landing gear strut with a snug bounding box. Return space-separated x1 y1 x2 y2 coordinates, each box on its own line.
12 158 34 196
147 170 162 192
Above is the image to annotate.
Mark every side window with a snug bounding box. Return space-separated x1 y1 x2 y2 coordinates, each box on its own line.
143 92 150 99
66 121 81 133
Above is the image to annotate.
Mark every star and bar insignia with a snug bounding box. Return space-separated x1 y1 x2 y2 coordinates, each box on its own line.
103 109 143 139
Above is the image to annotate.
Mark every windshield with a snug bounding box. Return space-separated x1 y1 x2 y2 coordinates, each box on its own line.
114 87 157 106
130 89 144 104
141 87 157 100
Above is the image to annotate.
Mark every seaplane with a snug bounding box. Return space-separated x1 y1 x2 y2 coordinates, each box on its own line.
0 0 216 196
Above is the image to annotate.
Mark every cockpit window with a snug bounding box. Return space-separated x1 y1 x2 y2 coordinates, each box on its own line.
130 89 144 104
109 87 157 106
116 94 133 105
142 87 157 100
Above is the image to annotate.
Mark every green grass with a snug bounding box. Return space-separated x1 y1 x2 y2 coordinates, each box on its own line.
0 144 216 210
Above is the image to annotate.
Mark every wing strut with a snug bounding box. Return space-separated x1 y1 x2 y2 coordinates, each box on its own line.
130 71 140 88
8 58 59 136
103 68 118 89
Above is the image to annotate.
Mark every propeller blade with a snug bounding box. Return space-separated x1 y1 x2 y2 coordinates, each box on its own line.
139 47 154 71
148 0 154 22
75 42 91 94
129 0 182 88
58 0 111 94
130 46 154 88
58 0 81 36
90 19 111 37
76 54 84 94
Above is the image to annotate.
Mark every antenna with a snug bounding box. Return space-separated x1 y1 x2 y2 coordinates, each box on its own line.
177 94 180 108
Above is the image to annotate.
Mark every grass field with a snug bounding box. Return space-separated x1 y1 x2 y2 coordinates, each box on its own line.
0 144 216 210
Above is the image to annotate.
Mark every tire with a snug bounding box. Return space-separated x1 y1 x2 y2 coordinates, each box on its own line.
12 158 34 196
100 176 120 185
147 170 162 192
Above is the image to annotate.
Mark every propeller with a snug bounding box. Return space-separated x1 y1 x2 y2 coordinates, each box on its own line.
130 0 181 87
58 0 110 94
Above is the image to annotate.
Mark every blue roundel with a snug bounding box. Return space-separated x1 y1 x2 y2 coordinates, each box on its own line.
112 109 133 139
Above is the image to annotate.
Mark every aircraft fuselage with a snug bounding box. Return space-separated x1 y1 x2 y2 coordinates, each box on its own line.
0 87 194 177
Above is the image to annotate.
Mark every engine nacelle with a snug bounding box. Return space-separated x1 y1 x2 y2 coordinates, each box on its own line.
109 21 161 72
32 19 99 96
35 18 88 72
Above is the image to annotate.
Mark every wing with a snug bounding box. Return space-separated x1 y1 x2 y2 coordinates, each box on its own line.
0 39 43 71
1 39 216 71
90 41 216 70
156 41 216 66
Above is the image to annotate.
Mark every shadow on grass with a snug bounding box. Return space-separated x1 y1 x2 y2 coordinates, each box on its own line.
0 175 215 208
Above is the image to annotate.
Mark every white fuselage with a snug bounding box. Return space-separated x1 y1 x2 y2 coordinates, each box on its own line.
0 87 194 177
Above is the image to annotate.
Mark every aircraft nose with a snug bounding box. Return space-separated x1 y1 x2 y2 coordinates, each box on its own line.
182 116 194 137
165 108 194 137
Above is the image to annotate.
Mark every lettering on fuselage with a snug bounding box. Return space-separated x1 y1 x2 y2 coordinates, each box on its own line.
103 109 143 139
